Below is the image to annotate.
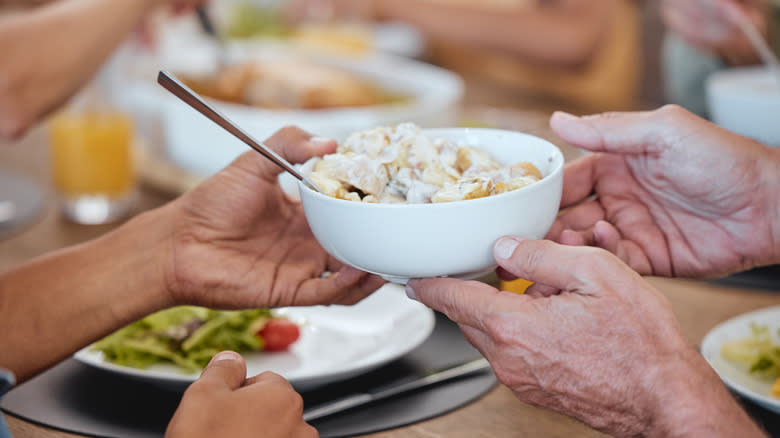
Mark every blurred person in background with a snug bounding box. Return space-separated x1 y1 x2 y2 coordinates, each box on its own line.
0 0 205 140
661 0 780 117
408 104 779 437
284 0 642 112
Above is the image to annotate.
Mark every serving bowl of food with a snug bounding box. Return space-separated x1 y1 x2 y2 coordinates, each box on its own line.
158 45 463 176
294 123 564 283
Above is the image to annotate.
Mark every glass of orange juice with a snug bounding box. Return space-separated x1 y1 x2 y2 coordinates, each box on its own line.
48 97 137 224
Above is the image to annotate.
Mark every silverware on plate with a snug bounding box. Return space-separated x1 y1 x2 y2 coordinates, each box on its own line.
156 71 325 194
302 357 492 422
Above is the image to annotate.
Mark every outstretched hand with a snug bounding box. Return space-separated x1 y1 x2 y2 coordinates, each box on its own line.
545 105 780 278
408 237 765 437
163 126 385 309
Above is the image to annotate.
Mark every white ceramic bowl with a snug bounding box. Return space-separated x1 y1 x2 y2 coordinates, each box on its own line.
706 66 780 147
161 48 463 176
297 128 564 283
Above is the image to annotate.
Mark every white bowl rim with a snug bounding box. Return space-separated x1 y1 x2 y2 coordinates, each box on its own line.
297 127 564 209
706 65 780 95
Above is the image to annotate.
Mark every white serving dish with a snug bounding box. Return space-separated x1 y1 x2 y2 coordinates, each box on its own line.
157 44 464 176
297 128 564 284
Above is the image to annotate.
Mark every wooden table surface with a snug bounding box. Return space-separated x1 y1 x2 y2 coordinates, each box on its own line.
2 107 780 438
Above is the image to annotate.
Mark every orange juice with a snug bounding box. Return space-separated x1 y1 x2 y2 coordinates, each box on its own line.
49 111 135 198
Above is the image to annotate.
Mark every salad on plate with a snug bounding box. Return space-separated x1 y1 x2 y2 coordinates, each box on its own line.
93 306 300 373
721 322 780 398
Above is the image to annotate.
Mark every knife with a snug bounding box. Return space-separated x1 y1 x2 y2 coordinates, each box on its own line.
302 357 492 422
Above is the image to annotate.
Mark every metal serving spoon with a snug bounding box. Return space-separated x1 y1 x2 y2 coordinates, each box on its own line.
157 70 325 194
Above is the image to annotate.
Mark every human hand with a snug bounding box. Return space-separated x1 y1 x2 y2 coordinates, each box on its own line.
661 0 769 65
166 351 317 438
407 238 764 437
161 126 385 309
544 105 780 279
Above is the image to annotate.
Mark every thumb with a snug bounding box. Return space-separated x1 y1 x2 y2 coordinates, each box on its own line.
196 351 247 391
493 236 621 295
231 126 338 182
549 105 698 156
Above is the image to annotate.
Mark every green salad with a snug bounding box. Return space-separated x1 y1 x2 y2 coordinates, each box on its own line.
93 306 285 373
721 323 780 382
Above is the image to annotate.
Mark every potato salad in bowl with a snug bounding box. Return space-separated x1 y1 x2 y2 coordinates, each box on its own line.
302 123 543 204
296 123 564 283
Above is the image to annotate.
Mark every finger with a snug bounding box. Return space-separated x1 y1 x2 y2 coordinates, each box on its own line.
323 257 387 304
231 126 338 182
195 351 247 391
407 278 531 330
495 266 518 281
554 200 606 232
331 270 386 305
523 283 560 297
242 370 290 388
592 220 621 254
493 236 621 293
289 265 382 306
557 228 589 246
550 106 695 156
558 155 598 208
272 239 333 297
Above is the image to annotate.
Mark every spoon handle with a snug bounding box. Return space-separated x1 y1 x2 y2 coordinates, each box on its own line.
157 71 324 193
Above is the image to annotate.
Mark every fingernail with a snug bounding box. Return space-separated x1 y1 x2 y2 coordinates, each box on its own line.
310 136 334 144
405 284 417 301
553 111 579 121
494 237 519 260
209 351 241 365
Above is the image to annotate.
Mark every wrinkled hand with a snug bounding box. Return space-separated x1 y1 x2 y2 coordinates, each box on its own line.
661 0 769 65
408 238 763 437
544 105 780 278
162 126 385 309
166 351 317 438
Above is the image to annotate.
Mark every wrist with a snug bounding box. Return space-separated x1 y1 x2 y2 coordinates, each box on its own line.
96 205 177 322
640 348 764 438
758 146 780 266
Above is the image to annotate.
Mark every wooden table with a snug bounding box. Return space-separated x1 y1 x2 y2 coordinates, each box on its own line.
3 112 780 438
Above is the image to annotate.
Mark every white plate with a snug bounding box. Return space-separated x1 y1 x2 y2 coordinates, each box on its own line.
700 305 780 414
74 284 435 391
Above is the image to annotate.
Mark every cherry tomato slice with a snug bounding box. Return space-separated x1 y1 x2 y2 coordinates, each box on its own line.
258 319 300 351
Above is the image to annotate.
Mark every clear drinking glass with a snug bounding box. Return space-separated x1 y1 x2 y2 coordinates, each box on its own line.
47 76 137 224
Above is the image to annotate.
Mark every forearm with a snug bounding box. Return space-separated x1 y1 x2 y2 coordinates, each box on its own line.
0 0 160 139
375 0 613 68
642 348 766 438
0 206 175 382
